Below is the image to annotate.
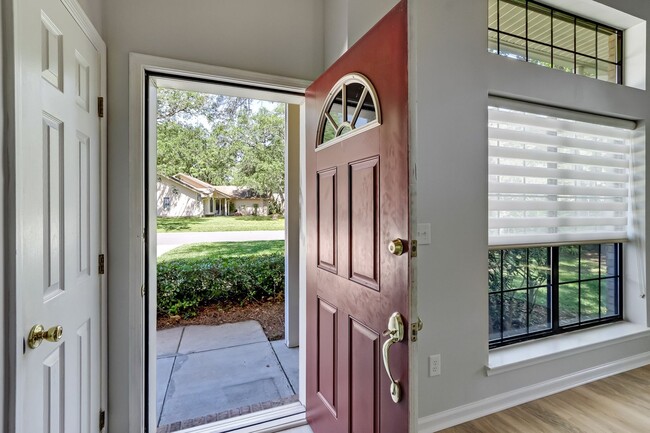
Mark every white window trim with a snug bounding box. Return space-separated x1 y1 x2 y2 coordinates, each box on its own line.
486 96 648 362
486 321 650 376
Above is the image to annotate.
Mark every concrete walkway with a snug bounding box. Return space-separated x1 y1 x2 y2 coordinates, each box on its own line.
157 321 298 428
157 230 285 257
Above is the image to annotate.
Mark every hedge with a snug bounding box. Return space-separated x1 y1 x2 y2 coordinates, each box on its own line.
157 253 284 317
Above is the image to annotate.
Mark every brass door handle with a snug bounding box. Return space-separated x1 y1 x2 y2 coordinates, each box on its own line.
388 239 405 256
28 324 63 349
382 312 404 403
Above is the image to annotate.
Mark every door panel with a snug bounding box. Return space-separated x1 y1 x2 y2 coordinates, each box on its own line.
317 299 338 413
317 169 338 273
349 157 379 289
16 0 102 431
349 319 379 433
306 2 410 432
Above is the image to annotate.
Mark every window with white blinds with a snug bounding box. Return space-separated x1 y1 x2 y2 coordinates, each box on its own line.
488 101 635 248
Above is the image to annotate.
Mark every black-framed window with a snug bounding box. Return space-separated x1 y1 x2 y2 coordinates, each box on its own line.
489 243 623 348
488 0 623 84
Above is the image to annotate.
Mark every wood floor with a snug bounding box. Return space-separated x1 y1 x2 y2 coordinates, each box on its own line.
441 365 650 433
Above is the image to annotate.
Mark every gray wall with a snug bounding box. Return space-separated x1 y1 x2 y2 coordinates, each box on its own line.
411 0 650 422
77 0 103 36
102 1 323 431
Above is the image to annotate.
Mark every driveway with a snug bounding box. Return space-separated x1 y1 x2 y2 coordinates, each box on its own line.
157 230 285 257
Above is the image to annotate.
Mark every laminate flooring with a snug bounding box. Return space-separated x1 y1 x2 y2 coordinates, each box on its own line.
441 365 650 433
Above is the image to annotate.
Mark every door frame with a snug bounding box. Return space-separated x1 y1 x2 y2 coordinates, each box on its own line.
2 0 107 431
1 2 9 429
128 53 311 432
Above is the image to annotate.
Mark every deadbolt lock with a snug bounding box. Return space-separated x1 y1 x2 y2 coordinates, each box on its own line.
28 324 63 349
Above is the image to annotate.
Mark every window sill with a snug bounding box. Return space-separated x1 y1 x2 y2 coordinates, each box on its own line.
486 322 650 376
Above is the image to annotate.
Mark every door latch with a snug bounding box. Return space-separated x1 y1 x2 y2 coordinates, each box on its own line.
411 317 423 342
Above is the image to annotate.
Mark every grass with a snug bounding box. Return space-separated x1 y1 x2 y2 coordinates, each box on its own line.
158 240 285 264
157 215 284 233
491 246 619 337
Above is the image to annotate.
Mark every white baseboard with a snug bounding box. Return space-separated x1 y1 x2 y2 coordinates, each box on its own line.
418 351 650 433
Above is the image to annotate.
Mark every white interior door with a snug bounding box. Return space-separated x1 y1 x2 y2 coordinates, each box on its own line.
14 0 103 431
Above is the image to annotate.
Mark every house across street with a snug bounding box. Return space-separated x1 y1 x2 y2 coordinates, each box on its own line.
157 173 273 217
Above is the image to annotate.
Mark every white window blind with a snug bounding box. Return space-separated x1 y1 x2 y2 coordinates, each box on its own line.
488 100 634 248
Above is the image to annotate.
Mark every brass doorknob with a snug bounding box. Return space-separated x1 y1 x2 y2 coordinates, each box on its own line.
388 239 405 256
27 324 63 349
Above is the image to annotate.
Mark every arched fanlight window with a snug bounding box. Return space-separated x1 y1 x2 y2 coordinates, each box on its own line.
317 73 381 148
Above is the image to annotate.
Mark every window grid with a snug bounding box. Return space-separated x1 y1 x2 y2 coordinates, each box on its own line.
488 0 623 84
489 243 623 348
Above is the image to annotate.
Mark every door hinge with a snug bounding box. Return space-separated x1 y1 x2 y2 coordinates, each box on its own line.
411 240 418 258
99 409 106 430
98 254 105 275
98 97 104 118
141 285 146 298
410 317 423 342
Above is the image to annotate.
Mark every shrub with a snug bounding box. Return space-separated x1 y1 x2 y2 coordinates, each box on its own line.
157 253 284 317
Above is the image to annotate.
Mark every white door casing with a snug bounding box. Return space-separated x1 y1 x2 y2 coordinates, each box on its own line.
12 0 105 432
128 56 309 431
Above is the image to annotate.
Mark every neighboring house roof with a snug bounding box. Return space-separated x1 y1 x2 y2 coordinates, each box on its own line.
213 186 266 200
159 173 264 200
174 173 215 195
158 174 209 197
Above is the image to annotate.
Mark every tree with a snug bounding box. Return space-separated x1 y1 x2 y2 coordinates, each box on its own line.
157 122 238 185
156 89 286 212
233 105 286 212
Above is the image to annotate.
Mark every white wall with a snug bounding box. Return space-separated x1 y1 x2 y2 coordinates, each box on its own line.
323 0 399 67
411 0 650 427
156 180 203 217
103 1 323 431
77 0 103 36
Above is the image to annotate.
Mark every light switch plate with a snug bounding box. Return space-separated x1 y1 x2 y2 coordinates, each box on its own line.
417 223 431 245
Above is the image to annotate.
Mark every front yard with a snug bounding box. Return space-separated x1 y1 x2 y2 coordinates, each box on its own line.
158 240 284 263
157 215 284 233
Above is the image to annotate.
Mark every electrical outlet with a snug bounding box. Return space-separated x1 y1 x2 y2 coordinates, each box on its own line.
417 223 431 245
429 354 441 377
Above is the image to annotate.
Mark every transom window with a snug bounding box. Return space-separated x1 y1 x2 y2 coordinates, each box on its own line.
317 73 381 148
488 0 623 84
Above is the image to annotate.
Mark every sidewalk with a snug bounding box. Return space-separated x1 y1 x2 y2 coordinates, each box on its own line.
157 230 285 257
156 321 298 429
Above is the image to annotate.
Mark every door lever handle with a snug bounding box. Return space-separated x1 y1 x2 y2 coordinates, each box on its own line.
382 312 404 403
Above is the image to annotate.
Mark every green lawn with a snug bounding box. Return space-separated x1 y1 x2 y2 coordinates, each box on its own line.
491 245 618 334
157 216 284 233
158 240 285 264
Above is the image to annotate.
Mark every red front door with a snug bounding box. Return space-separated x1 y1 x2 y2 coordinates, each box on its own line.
306 2 411 432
